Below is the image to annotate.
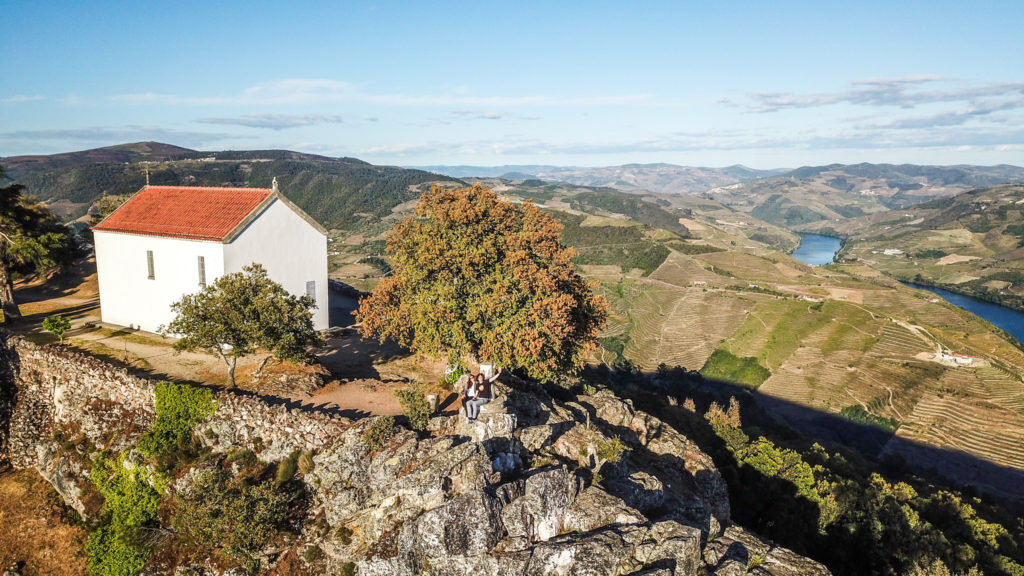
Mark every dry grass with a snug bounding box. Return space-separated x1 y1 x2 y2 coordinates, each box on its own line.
0 469 87 575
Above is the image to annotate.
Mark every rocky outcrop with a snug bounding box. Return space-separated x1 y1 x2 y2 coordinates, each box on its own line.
1 336 830 575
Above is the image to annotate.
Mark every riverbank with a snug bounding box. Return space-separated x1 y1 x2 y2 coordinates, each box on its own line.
902 281 1024 347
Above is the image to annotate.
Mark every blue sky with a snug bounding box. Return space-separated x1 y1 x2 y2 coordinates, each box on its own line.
2 1 1023 168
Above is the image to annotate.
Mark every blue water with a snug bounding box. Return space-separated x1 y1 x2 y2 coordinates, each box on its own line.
791 234 842 266
902 283 1024 345
790 233 1023 344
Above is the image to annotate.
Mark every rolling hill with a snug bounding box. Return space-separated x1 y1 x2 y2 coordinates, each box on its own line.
1 142 463 230
835 184 1024 312
417 162 785 194
703 163 1024 230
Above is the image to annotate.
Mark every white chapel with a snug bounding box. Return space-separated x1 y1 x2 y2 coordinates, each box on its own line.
92 180 329 333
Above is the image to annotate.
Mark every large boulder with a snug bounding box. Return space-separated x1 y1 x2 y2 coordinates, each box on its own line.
562 485 645 533
500 466 583 544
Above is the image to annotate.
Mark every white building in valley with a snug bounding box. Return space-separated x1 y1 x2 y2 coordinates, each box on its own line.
92 180 329 333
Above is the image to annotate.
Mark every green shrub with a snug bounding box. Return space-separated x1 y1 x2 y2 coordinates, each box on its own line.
598 333 629 356
276 451 299 485
86 522 151 576
297 451 315 475
87 453 161 576
361 416 395 452
839 405 900 431
171 467 296 563
42 315 71 343
394 385 430 432
303 544 324 563
699 349 771 388
137 381 216 469
339 561 358 576
336 525 354 545
440 365 467 387
595 436 626 465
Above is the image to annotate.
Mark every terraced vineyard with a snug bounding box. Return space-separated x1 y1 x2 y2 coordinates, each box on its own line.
891 393 1024 472
759 346 857 409
623 285 748 371
648 251 731 287
598 237 1024 498
976 366 1024 414
865 323 935 360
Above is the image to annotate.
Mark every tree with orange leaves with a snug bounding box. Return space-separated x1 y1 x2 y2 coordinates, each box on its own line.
356 184 608 382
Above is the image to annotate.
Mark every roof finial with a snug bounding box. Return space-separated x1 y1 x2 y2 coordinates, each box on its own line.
271 176 278 193
144 165 150 188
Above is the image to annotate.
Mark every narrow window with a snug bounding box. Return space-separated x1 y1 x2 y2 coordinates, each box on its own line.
306 280 316 301
146 250 155 280
197 256 206 287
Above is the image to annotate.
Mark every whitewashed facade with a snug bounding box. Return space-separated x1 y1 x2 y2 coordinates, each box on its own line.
93 183 329 333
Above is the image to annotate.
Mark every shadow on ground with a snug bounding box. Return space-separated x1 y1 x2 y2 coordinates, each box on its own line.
585 365 1024 508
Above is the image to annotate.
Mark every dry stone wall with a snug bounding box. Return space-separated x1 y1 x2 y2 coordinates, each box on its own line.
3 337 348 473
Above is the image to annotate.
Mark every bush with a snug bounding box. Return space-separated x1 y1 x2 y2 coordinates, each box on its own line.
137 382 216 469
440 365 467 387
87 453 161 576
595 436 626 465
297 451 315 475
699 349 771 389
171 467 296 563
42 314 71 343
361 416 395 452
394 384 430 431
339 561 358 576
276 451 299 485
302 544 324 563
336 525 353 545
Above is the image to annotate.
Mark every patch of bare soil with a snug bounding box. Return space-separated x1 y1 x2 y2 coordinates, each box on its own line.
0 469 87 576
12 258 99 323
936 253 981 266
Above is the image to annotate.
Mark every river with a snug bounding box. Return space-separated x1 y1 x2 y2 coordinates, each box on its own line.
790 233 842 266
789 233 1024 345
901 283 1024 345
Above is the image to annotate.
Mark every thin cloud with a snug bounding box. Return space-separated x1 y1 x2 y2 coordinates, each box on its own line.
199 114 344 130
748 76 1024 113
359 122 1024 161
862 99 1024 130
113 78 652 108
0 126 237 150
1 95 44 104
451 110 504 120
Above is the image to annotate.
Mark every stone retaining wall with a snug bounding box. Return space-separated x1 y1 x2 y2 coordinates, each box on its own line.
3 337 350 469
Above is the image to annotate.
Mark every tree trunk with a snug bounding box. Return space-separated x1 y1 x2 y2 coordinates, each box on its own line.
0 261 20 322
217 348 237 389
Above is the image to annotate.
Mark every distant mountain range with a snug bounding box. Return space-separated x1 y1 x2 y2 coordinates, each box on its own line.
6 142 1024 235
697 163 1024 230
1 142 461 230
414 163 787 194
415 162 1024 220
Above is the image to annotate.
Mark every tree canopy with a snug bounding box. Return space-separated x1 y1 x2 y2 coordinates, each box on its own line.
0 165 81 321
163 263 322 387
357 184 608 381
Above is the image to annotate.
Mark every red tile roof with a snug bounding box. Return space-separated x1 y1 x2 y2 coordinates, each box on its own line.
92 186 274 241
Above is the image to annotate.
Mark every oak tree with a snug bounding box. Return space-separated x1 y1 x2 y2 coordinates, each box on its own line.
163 263 322 387
0 166 81 321
357 184 608 381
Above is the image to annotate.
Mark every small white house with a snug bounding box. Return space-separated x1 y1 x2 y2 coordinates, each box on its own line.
92 180 329 333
